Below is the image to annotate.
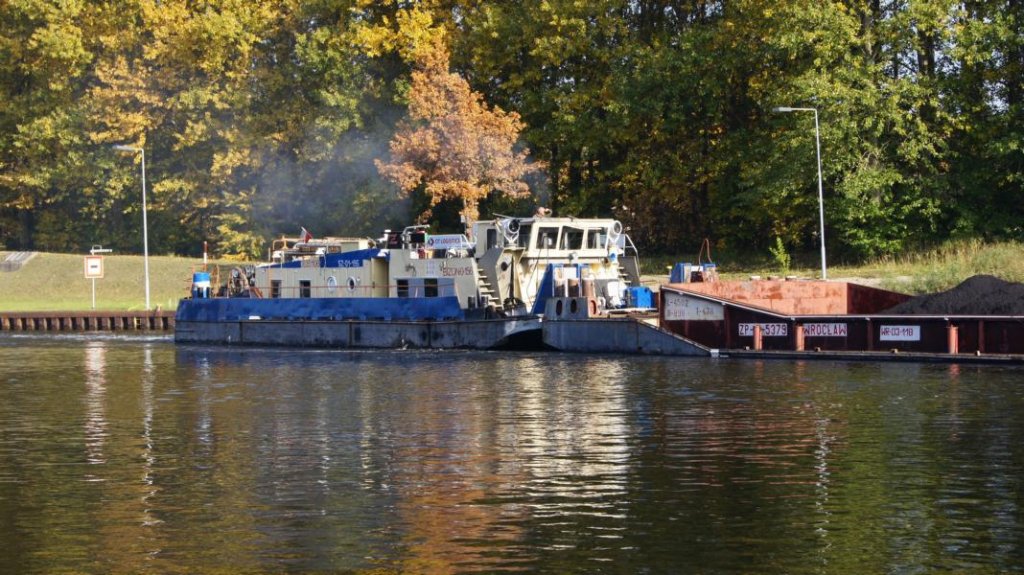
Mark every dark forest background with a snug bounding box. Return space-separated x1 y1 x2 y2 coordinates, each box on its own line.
2 0 1021 260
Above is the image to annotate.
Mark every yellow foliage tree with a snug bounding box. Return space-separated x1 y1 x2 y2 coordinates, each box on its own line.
376 36 539 223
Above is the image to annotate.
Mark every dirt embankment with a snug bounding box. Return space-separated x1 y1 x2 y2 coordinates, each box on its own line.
884 275 1024 315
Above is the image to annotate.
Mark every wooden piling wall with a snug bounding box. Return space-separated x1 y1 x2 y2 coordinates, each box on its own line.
0 311 175 332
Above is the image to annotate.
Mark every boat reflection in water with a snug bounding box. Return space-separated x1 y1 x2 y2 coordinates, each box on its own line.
362 356 633 571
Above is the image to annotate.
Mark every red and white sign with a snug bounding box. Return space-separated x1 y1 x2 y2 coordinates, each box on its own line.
804 323 848 337
879 325 921 341
84 255 104 279
739 323 788 337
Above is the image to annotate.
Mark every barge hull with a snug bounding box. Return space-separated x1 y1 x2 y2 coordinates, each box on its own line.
174 317 542 350
543 317 710 356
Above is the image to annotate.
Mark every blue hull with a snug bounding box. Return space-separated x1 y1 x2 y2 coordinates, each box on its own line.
173 296 542 349
176 296 465 323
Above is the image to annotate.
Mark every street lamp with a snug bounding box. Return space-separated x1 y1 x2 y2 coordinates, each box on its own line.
112 144 151 310
772 106 827 280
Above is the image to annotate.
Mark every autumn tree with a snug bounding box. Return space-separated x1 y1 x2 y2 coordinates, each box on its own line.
2 0 1022 261
376 36 539 224
0 0 102 249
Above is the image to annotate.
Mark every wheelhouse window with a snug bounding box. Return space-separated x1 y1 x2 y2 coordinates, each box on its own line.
586 229 606 249
270 280 281 298
299 280 311 298
397 279 409 298
517 224 532 248
560 227 584 250
536 227 559 249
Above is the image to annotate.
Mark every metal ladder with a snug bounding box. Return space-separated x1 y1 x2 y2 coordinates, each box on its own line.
617 234 642 286
476 267 501 307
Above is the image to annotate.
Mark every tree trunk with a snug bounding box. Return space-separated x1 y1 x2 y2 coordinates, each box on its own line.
18 209 33 250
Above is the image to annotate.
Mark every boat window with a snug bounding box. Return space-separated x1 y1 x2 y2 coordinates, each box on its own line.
270 280 281 299
440 278 455 297
586 229 606 249
516 224 532 248
424 278 438 298
486 228 498 251
397 279 409 298
299 280 311 298
536 227 559 249
561 227 584 250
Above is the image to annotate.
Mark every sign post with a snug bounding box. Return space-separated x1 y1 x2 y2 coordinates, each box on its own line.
85 246 112 309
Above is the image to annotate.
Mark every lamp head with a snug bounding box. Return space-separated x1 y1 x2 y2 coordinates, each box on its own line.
772 106 794 113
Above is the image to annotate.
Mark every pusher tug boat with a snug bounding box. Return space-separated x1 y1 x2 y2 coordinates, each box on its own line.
175 214 641 349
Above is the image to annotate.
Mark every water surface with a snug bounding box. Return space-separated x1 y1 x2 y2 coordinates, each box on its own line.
1 334 1022 573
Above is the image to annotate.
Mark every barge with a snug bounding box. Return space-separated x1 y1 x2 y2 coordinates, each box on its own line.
175 214 642 349
537 273 1024 363
653 277 1024 360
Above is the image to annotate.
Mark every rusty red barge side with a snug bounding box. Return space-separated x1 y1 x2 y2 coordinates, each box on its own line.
659 280 1024 357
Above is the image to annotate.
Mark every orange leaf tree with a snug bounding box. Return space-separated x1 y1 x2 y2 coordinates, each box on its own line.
377 38 539 223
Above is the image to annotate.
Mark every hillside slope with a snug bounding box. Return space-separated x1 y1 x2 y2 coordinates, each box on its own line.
0 252 232 311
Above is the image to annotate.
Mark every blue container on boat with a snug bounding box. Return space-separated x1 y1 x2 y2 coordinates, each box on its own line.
670 263 692 283
627 286 654 308
192 272 212 299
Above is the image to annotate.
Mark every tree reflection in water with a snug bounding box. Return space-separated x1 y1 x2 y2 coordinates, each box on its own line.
0 339 1022 574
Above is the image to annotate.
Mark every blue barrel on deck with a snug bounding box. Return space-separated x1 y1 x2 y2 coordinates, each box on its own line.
192 272 212 299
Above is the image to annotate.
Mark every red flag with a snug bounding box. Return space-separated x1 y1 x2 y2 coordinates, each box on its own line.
300 227 313 242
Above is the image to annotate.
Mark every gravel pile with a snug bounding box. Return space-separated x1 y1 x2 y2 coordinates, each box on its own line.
884 275 1024 315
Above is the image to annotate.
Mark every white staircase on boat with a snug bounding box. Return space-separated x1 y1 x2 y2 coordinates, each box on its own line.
476 267 500 308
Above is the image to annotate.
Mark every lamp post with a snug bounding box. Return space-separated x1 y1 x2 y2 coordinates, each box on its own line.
112 144 151 309
772 106 827 280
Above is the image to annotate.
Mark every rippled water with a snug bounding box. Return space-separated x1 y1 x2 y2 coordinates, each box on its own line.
1 334 1023 573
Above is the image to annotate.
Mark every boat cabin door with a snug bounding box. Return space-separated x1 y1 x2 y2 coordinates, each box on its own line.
369 259 389 297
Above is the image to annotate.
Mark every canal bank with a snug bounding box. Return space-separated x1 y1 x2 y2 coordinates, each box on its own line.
0 310 175 332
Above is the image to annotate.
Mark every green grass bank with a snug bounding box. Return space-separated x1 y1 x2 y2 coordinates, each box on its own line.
0 252 224 312
641 239 1024 294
